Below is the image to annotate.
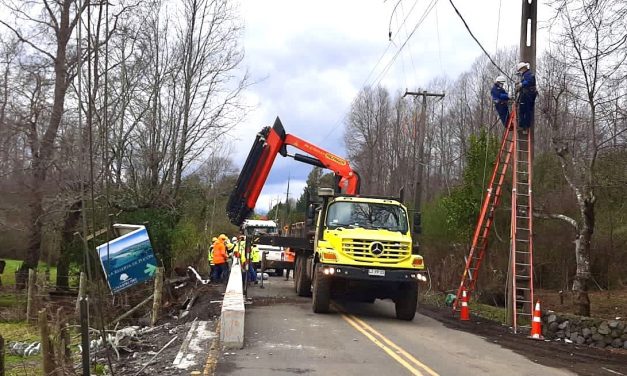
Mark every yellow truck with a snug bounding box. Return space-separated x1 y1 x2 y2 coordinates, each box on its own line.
227 118 426 320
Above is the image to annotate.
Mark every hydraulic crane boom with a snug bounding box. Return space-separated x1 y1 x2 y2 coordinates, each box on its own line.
227 117 361 226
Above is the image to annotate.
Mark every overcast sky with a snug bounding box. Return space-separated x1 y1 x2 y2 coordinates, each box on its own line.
230 0 551 213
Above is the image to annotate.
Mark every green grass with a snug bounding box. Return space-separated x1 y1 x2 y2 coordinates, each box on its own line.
1 321 43 376
1 259 57 287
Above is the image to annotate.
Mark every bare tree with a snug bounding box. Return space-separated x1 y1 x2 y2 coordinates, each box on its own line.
542 0 627 315
0 0 88 285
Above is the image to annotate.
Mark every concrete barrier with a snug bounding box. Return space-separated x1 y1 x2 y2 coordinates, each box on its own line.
220 261 245 348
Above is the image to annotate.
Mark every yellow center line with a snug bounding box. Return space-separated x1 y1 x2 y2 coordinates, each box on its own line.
340 313 424 376
348 314 440 376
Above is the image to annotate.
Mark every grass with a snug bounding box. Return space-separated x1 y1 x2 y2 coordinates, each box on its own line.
1 259 57 287
1 321 43 376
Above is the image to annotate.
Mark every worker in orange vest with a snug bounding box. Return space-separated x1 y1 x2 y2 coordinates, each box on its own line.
212 234 228 282
284 248 295 281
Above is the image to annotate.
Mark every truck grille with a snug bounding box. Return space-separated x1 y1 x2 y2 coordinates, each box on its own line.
341 239 411 263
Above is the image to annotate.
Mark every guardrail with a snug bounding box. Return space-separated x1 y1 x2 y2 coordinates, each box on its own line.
220 261 245 348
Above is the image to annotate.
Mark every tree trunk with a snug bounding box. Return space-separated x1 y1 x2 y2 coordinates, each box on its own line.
17 1 74 287
572 197 594 316
56 200 82 289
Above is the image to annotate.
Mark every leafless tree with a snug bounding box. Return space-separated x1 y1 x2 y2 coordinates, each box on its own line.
541 0 627 315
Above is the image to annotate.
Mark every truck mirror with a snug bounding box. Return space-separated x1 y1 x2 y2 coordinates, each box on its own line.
307 204 315 219
412 244 420 255
412 212 422 234
305 204 315 226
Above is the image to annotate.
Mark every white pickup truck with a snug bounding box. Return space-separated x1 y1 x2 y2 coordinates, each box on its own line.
241 219 292 276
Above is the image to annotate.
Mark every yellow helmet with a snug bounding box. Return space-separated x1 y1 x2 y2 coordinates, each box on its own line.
212 237 218 242
219 234 228 240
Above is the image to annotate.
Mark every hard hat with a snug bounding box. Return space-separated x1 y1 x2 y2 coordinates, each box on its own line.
219 234 228 240
232 237 237 242
516 62 529 71
495 75 507 84
212 237 218 242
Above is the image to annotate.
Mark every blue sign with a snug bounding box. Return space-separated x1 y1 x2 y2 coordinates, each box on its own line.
97 226 158 293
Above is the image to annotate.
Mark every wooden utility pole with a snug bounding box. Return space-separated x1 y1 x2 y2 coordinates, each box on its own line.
507 0 538 327
402 90 445 214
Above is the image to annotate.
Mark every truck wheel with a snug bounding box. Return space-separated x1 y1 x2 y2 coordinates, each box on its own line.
312 265 331 313
293 258 301 292
275 268 284 277
295 257 312 297
395 282 418 321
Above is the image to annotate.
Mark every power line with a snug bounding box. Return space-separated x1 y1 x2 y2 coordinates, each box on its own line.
447 0 513 81
371 0 439 88
320 0 438 141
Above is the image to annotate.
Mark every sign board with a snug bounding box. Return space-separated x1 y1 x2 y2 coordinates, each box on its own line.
97 224 158 293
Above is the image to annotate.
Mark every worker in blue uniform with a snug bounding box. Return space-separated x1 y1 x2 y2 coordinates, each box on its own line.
515 62 537 133
491 75 510 127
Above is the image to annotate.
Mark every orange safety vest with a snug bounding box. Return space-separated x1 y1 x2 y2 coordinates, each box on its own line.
285 248 295 262
213 241 227 264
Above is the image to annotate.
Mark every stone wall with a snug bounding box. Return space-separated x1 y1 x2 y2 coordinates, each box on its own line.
542 311 627 349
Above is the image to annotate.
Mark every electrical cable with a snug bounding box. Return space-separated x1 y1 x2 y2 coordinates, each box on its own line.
371 0 439 88
388 0 403 40
321 0 435 141
447 0 513 81
399 0 418 88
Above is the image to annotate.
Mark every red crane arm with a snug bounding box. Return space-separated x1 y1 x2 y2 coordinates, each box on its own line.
283 133 360 195
226 117 360 226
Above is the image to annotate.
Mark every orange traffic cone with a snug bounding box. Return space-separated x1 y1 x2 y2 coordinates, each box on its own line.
460 289 470 321
529 300 544 340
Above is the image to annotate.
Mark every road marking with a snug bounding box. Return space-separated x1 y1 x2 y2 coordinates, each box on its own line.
349 315 439 376
340 313 424 376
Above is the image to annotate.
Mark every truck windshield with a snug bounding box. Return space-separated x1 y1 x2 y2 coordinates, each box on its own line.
247 227 278 236
325 201 408 233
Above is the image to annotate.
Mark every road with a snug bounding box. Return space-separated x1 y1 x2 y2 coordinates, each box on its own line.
215 277 574 376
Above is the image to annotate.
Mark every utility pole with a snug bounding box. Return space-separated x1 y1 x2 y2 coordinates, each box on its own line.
284 173 291 226
402 90 445 214
507 0 538 327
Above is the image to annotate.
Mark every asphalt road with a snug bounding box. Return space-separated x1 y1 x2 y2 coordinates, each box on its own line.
215 278 575 376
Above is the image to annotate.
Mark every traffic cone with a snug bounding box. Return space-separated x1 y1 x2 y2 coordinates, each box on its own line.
529 300 544 340
460 288 470 321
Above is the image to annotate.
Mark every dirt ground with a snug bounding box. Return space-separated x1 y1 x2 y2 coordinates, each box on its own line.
418 304 627 376
97 282 225 376
535 289 627 320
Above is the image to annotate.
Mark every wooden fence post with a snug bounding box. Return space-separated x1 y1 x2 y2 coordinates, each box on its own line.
26 269 36 321
0 334 5 376
75 272 86 314
38 308 56 375
151 267 164 326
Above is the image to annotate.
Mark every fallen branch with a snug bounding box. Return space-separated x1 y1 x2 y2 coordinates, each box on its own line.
110 294 154 325
133 335 178 376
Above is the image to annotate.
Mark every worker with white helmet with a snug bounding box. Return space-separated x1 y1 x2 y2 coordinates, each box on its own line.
515 62 537 133
491 75 510 126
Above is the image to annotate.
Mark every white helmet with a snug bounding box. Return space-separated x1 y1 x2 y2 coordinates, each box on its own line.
232 236 237 242
516 62 530 71
495 75 507 84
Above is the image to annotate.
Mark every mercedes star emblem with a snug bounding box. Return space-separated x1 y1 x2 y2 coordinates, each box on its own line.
370 242 384 256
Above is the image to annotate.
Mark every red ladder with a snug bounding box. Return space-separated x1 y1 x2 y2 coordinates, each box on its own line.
453 105 535 334
453 110 517 311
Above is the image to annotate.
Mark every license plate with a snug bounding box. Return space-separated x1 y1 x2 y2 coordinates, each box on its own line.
368 269 385 277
